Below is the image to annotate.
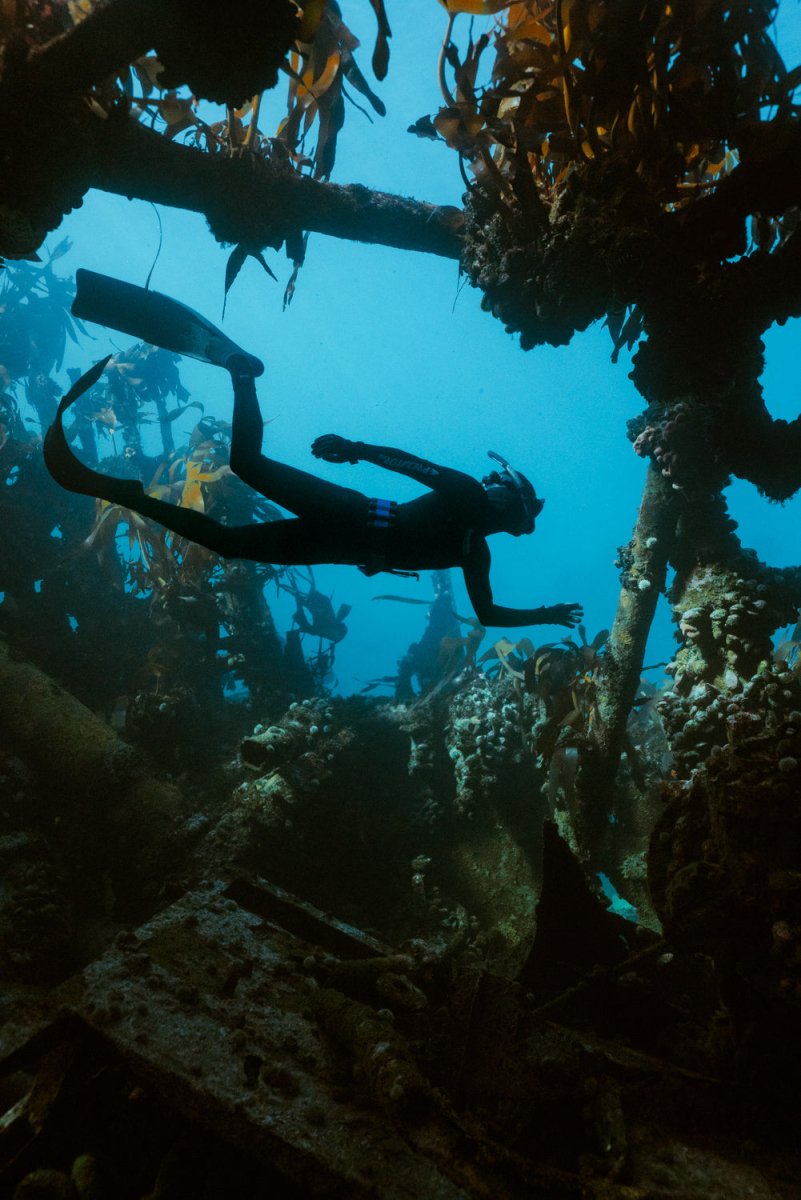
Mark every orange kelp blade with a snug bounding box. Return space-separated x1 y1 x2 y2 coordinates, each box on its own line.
43 357 143 506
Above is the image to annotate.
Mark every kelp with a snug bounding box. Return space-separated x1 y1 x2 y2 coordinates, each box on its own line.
0 0 72 55
0 389 27 451
417 0 801 352
274 1 391 302
83 500 174 596
155 7 386 187
43 354 215 596
479 634 534 680
365 598 612 739
0 243 84 382
1 1 390 296
277 1 388 182
77 414 233 597
270 565 351 691
0 255 293 723
475 624 610 762
97 341 197 458
280 565 351 642
424 0 797 208
366 590 485 699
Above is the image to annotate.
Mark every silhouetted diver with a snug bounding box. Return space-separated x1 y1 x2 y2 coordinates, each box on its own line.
44 271 582 629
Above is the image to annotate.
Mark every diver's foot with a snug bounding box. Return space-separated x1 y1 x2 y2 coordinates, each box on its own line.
226 352 261 380
107 477 146 507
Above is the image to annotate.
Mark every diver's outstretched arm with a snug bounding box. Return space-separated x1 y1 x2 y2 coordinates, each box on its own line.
312 434 486 509
462 538 583 628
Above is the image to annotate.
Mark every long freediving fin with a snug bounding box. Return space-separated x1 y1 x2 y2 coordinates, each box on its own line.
43 357 145 506
72 269 264 377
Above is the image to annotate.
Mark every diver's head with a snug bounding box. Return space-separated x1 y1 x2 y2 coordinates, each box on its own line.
482 450 544 536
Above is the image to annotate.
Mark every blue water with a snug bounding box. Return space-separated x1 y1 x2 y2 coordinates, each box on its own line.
41 0 801 694
598 873 639 923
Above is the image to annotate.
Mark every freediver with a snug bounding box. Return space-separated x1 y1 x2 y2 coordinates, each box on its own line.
44 271 583 630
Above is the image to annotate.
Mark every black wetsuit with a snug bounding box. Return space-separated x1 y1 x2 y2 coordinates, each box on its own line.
45 370 569 628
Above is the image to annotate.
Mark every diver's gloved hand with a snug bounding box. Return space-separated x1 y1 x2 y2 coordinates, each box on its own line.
542 602 584 628
311 434 361 465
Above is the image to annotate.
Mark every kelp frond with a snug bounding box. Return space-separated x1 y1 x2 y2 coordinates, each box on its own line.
422 0 797 211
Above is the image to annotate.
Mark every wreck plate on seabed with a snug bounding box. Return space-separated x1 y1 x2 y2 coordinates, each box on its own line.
0 878 473 1200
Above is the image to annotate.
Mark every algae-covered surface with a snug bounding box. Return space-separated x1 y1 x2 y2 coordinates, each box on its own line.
2 2 801 1196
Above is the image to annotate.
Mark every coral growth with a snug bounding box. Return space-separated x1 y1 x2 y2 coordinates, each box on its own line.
444 674 533 820
658 568 800 775
651 657 801 1093
0 834 74 984
461 173 655 350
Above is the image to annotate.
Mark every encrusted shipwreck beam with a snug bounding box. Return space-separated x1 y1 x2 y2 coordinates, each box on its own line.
745 226 801 331
706 260 801 503
0 0 464 261
575 466 681 861
0 637 180 898
11 0 302 105
15 0 159 100
676 125 801 260
92 121 465 260
722 394 801 502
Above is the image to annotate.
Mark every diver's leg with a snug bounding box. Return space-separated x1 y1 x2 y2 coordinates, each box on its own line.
124 490 257 557
115 489 334 565
229 371 368 521
45 375 365 562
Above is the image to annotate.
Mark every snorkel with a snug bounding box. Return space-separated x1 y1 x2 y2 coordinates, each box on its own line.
486 450 544 534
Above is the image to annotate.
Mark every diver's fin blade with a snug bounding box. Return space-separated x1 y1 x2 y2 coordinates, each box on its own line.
56 354 111 416
71 269 264 377
44 363 145 506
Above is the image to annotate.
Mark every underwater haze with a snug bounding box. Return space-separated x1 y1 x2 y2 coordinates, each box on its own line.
6 3 801 1196
41 0 799 694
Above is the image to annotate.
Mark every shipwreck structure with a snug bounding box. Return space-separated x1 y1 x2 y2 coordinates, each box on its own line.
1 1 801 1194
